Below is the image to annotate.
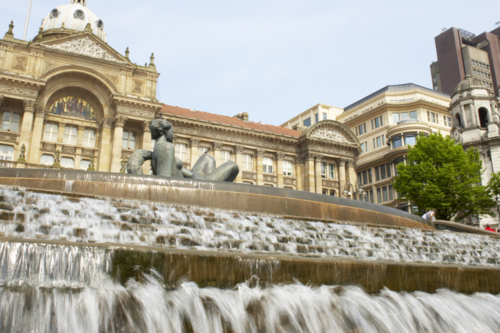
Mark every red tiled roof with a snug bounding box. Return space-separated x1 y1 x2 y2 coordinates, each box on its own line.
161 104 300 138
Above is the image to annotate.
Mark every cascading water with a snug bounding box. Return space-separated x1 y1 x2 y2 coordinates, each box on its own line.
1 185 500 332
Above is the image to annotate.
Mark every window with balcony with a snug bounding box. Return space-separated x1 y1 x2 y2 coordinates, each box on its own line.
122 131 136 150
44 123 58 142
1 112 20 132
61 157 75 169
263 157 273 174
220 150 233 164
404 134 416 146
0 145 14 161
40 154 54 165
83 129 96 148
63 126 78 145
80 160 91 170
242 154 253 170
175 143 188 161
283 160 293 176
328 164 335 179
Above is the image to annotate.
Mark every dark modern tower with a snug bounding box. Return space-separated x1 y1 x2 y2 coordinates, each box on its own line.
431 26 500 96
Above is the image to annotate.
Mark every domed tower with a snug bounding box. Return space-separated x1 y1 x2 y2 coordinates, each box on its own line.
36 0 106 42
449 75 499 144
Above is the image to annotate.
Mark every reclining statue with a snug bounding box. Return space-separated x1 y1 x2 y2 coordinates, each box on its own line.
126 118 239 182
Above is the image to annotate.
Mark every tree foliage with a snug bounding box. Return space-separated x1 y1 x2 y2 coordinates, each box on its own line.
393 133 496 221
488 172 500 198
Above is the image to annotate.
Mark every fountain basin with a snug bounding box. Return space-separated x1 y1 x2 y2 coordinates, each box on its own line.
0 168 432 230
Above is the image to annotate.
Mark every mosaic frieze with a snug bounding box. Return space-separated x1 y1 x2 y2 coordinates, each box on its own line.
49 96 97 121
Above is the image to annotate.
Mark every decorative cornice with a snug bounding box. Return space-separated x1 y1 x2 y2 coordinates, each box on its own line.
303 153 316 162
213 141 223 150
0 71 46 87
41 65 118 93
256 149 265 158
143 120 150 132
190 138 200 147
114 116 128 128
235 145 245 154
277 152 285 160
23 100 36 113
100 118 113 129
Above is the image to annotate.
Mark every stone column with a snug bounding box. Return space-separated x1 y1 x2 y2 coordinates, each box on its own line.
19 100 35 162
213 141 222 167
295 156 303 191
190 138 200 169
347 159 357 199
339 159 346 197
57 122 65 144
277 152 285 188
315 155 323 194
110 116 127 173
304 153 316 193
235 145 244 183
256 149 264 185
142 121 152 174
98 119 113 172
28 107 46 164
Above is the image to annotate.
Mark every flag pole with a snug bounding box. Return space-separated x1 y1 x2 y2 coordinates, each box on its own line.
23 0 33 41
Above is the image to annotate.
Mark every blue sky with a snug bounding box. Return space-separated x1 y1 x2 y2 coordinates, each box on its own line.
1 0 499 126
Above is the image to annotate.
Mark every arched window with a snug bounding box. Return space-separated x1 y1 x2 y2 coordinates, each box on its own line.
455 113 462 127
478 108 489 128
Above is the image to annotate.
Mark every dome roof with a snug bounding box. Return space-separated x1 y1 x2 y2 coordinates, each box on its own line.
41 1 106 41
452 75 486 95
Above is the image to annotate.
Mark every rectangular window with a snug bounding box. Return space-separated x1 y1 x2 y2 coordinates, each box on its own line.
380 116 383 126
365 141 368 152
83 129 96 148
368 169 372 183
63 126 78 145
315 114 319 123
242 154 253 170
392 113 400 124
283 160 293 176
328 164 335 179
60 157 75 169
362 170 368 185
371 119 374 129
394 158 404 176
356 127 358 136
198 147 211 156
1 112 20 132
380 164 386 179
175 143 188 161
360 143 365 153
375 166 380 181
377 188 382 203
323 113 327 120
400 112 408 120
392 136 402 149
374 117 380 128
358 172 362 184
303 118 311 127
358 124 364 135
221 150 232 164
427 111 437 124
382 186 388 202
376 136 381 148
373 138 376 149
364 123 366 133
409 111 417 120
44 123 58 142
263 157 273 174
405 135 416 146
321 162 326 178
0 145 14 161
386 163 392 178
122 131 136 150
444 116 451 127
80 160 91 171
370 190 374 203
389 185 394 200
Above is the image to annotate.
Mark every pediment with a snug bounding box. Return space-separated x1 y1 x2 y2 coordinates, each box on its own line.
39 34 128 64
301 120 358 145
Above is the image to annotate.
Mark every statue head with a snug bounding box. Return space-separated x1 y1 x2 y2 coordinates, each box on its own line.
149 119 173 142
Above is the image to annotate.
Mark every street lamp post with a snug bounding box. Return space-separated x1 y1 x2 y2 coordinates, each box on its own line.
342 181 367 200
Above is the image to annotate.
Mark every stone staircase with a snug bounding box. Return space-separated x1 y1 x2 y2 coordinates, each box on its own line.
1 185 500 267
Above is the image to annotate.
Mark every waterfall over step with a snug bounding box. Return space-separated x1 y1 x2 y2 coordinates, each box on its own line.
1 184 500 332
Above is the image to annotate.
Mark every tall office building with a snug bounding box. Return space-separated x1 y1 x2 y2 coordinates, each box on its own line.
430 26 500 96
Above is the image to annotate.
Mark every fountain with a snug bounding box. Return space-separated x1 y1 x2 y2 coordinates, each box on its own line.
0 120 500 332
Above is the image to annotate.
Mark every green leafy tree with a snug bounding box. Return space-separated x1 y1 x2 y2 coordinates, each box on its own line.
488 172 500 198
393 133 496 222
